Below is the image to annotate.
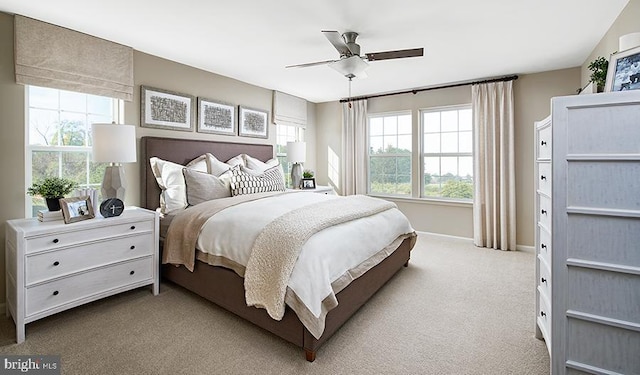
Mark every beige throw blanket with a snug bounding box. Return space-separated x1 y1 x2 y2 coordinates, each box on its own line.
163 192 284 271
244 194 396 320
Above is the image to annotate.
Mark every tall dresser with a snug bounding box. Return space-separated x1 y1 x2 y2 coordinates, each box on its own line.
534 115 552 354
542 90 640 374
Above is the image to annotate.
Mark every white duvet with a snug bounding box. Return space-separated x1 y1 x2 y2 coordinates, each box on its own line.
195 192 414 321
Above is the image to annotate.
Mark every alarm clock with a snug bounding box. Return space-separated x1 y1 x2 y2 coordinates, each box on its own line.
100 198 124 217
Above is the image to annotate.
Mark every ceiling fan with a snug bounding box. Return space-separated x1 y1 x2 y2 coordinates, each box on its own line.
286 30 424 79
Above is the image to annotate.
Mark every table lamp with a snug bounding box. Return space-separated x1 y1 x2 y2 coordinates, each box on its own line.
287 141 306 189
91 123 136 200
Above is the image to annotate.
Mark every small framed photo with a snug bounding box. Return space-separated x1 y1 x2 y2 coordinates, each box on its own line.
141 85 195 131
301 178 316 190
60 196 95 224
197 98 236 136
605 45 640 92
238 106 269 139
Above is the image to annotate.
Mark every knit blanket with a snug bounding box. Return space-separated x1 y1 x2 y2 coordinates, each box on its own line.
244 194 397 320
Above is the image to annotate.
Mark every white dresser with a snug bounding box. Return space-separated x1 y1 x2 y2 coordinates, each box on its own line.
5 207 159 343
547 91 640 374
534 115 552 354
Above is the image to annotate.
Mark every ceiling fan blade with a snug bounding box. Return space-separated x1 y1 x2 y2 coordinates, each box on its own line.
285 59 338 68
322 30 352 57
365 48 424 61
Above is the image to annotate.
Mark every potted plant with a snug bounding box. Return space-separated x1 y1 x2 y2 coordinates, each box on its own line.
303 169 315 178
27 177 77 211
588 56 609 92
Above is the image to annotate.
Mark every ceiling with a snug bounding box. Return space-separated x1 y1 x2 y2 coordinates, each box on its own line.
0 0 630 103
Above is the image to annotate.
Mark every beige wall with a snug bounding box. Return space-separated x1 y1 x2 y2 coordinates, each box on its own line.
315 70 579 244
581 0 640 87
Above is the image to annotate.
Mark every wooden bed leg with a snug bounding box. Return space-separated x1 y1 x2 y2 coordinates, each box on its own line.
305 349 316 362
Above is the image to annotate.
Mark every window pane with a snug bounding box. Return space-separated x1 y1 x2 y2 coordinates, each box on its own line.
460 156 473 178
398 115 411 134
59 114 87 146
383 116 397 135
370 117 383 136
29 86 58 109
369 136 384 154
383 135 397 151
89 161 108 186
62 152 87 185
60 90 87 113
29 108 59 146
459 131 473 153
441 157 458 176
32 151 60 181
423 112 440 133
368 113 411 196
424 133 440 153
441 110 458 132
459 108 472 131
441 132 458 153
88 95 113 116
397 135 412 153
424 157 440 175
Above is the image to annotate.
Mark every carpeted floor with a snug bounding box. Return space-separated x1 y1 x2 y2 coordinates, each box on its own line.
0 233 550 374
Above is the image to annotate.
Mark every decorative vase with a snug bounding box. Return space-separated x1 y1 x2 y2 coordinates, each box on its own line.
45 197 63 212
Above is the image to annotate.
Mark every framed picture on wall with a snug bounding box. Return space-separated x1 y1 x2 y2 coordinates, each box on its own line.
605 45 640 92
238 106 269 139
141 85 195 131
197 98 236 136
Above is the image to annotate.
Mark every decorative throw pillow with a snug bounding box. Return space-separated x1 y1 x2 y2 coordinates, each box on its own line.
226 154 246 168
244 154 280 174
149 155 207 213
229 165 286 196
205 153 232 176
183 168 231 206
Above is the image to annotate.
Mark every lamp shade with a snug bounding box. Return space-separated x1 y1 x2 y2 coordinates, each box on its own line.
287 141 306 163
91 123 137 163
329 56 369 78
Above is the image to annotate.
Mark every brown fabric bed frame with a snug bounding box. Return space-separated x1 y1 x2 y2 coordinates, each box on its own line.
141 136 414 361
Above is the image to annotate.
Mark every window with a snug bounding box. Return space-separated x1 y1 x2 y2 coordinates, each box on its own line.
26 86 120 216
421 106 473 200
275 124 304 187
368 112 412 196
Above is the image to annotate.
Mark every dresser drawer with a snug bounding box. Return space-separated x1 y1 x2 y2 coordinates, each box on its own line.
537 162 551 197
538 256 551 297
537 194 551 231
26 256 153 317
537 288 551 343
537 225 551 267
537 125 552 160
26 234 154 285
25 220 154 254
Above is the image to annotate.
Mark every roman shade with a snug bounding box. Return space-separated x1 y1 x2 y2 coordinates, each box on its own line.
273 91 307 128
14 15 134 101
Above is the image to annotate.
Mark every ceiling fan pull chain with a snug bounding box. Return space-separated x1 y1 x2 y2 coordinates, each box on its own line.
348 77 352 108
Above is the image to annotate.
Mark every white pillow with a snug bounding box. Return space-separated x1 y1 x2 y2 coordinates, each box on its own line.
149 155 207 214
226 154 246 167
244 154 280 174
205 153 232 176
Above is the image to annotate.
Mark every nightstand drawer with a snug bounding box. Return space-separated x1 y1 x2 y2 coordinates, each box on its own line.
537 162 551 197
25 220 154 254
536 125 552 160
26 256 153 316
537 288 551 342
537 194 551 231
26 234 154 285
538 225 551 267
538 256 551 296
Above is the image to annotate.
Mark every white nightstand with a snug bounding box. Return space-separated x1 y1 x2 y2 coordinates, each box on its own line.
5 207 159 343
287 185 335 195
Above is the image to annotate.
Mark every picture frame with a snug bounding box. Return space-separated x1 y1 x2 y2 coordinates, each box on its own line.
238 106 269 139
141 85 195 131
197 98 236 136
605 45 640 92
301 178 316 190
60 196 95 224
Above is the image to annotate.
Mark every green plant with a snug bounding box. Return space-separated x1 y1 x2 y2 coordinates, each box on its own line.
303 169 314 178
588 56 609 91
27 177 77 198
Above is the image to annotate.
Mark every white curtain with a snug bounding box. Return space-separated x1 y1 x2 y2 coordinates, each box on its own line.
341 100 368 195
472 81 516 250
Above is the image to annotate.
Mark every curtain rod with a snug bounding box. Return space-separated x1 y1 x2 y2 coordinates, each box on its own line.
339 75 519 103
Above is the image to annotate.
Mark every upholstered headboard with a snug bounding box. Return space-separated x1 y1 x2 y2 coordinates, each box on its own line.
140 136 274 211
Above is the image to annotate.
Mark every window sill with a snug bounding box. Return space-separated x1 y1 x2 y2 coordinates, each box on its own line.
367 194 473 208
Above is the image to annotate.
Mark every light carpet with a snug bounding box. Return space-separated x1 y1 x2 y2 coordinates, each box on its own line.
0 233 550 374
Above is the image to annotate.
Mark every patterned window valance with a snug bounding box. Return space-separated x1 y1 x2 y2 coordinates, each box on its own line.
14 15 134 101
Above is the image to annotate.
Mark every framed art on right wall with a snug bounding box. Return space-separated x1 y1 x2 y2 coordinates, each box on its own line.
605 45 640 92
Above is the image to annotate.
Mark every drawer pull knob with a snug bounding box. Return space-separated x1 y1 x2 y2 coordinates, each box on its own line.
541 244 547 249
130 225 136 230
541 209 547 215
130 270 135 275
130 245 135 250
53 261 60 266
541 277 547 283
541 140 547 146
540 311 546 317
52 238 59 244
540 175 546 180
53 290 59 296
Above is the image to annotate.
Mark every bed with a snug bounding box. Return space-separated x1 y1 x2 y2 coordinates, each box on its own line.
141 136 416 361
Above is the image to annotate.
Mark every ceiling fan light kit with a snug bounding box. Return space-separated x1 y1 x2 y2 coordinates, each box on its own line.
286 30 423 79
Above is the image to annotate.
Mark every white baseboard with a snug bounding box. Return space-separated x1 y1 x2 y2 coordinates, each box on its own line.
415 230 535 252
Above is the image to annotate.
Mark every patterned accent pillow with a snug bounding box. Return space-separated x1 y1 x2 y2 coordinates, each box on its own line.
229 165 285 196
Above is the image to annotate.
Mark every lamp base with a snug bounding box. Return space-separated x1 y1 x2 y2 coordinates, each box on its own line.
102 165 126 201
291 163 303 189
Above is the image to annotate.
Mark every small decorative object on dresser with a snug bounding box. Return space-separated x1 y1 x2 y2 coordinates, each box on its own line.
605 45 640 92
100 198 125 217
141 85 195 131
197 98 236 135
60 196 95 224
5 207 159 343
301 178 316 189
238 106 269 138
26 177 77 212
